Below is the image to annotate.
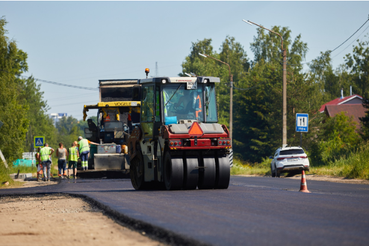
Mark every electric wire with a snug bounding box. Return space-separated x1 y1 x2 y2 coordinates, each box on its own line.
20 76 98 91
331 24 369 59
329 17 369 53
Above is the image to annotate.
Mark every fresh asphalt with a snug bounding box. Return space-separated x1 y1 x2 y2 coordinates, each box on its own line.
1 175 369 246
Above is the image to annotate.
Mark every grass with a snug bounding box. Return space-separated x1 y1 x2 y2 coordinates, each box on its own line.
0 157 60 188
231 143 369 180
310 144 369 180
231 157 270 176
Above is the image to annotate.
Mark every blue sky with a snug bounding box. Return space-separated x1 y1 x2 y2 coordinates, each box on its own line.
1 1 369 120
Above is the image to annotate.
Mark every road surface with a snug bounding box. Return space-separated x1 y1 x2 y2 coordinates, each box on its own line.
1 176 368 246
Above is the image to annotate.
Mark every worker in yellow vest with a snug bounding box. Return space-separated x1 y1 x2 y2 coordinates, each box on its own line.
68 141 79 178
40 143 54 181
78 136 90 171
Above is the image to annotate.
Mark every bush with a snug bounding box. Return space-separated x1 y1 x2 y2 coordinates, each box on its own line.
310 112 361 166
339 144 369 180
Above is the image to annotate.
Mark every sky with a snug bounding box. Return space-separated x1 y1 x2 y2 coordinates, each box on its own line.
1 1 369 120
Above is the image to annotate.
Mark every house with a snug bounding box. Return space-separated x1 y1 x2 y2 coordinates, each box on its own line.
319 94 363 113
320 94 366 130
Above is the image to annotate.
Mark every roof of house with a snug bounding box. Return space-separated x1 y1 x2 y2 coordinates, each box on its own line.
324 104 366 129
319 94 363 113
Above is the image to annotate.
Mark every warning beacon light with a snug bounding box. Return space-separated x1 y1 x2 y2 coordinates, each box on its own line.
145 68 150 78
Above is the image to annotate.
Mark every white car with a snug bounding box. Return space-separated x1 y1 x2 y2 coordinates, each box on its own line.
270 146 310 177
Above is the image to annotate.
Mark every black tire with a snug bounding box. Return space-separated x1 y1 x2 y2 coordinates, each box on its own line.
271 164 276 177
198 157 216 189
183 157 199 190
215 156 230 189
275 167 281 178
130 153 146 190
164 152 184 190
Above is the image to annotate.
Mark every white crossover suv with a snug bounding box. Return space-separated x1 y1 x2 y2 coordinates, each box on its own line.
270 146 310 177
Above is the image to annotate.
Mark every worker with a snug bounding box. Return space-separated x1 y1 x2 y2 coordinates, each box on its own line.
35 147 43 181
127 113 132 133
195 94 202 118
78 136 90 171
56 142 68 179
40 143 54 181
68 141 79 179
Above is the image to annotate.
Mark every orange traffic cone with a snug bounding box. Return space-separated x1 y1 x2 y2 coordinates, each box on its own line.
299 170 310 193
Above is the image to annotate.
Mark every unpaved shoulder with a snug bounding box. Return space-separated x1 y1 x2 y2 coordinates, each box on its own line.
0 194 166 246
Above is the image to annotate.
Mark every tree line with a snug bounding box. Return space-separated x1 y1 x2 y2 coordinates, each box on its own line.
180 28 369 164
1 16 368 166
0 17 88 164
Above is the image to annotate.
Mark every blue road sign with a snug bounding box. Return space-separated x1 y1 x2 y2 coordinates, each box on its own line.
34 136 45 148
296 113 308 132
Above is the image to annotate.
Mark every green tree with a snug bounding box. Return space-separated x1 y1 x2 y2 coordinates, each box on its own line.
345 38 369 98
310 112 360 165
0 17 29 162
232 26 311 162
359 97 369 141
19 76 57 151
55 116 82 146
180 37 250 127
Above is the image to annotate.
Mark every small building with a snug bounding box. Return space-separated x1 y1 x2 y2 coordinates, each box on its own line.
50 113 67 126
319 94 363 113
320 94 365 130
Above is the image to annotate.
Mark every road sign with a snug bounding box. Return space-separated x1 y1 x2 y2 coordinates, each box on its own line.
34 136 45 148
296 113 308 132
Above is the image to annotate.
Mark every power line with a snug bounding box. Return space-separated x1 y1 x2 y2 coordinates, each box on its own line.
331 24 369 59
20 76 98 91
329 16 369 53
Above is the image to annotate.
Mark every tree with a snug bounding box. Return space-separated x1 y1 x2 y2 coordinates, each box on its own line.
55 116 85 147
310 112 360 165
232 26 311 162
0 17 29 162
19 76 58 151
360 97 369 141
180 38 218 78
345 38 369 98
180 37 250 126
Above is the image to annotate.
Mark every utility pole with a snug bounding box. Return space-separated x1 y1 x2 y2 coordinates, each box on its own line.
243 19 287 147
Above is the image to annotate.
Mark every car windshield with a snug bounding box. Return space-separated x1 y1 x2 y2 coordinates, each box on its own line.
162 84 217 124
280 149 305 155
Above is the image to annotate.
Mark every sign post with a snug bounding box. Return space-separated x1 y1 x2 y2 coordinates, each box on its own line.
34 136 45 149
296 113 308 147
0 120 7 168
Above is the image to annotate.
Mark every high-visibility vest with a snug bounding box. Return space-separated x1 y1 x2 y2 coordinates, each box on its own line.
78 139 89 153
69 147 78 161
196 94 202 118
40 147 52 161
105 114 111 122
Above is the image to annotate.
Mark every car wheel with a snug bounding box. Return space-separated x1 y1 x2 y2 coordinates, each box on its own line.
275 166 280 178
271 165 275 177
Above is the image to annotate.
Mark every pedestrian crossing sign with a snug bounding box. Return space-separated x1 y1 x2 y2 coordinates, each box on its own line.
34 136 45 148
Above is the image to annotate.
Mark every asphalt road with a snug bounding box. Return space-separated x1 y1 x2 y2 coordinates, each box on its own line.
1 176 369 246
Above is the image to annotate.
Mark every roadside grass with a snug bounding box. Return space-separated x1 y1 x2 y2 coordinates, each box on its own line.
0 157 60 188
310 144 369 180
231 157 270 176
231 144 369 180
0 162 25 188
